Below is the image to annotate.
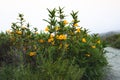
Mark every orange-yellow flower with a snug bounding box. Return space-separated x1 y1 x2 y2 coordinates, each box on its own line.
48 38 54 43
82 38 86 43
45 26 49 32
73 23 78 27
63 20 68 25
29 52 36 56
91 45 96 48
97 40 101 44
58 35 63 40
16 31 22 35
76 28 81 33
56 34 67 40
39 39 44 43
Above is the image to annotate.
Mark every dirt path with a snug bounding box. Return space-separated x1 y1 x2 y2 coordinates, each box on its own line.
104 47 120 80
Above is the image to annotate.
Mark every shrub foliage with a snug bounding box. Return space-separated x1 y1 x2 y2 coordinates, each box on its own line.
0 7 108 80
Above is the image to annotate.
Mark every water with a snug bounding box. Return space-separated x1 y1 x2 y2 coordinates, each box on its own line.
104 47 120 80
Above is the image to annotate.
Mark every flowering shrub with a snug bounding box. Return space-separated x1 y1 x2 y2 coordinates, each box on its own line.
0 7 108 80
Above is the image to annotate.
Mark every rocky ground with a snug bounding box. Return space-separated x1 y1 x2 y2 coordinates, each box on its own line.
104 47 120 80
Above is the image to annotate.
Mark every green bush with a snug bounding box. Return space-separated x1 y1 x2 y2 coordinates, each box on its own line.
0 7 108 80
0 59 85 80
0 32 12 66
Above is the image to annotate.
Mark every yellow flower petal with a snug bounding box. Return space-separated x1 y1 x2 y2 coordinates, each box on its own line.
39 39 44 43
29 52 36 56
16 31 22 35
63 20 68 25
76 28 81 33
73 23 78 27
91 46 96 48
45 26 49 31
57 34 67 40
48 38 54 43
82 38 86 43
97 40 101 44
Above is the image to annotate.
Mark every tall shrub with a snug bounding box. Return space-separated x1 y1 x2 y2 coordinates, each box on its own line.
0 7 108 80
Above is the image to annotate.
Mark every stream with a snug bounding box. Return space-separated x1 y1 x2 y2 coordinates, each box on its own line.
104 47 120 80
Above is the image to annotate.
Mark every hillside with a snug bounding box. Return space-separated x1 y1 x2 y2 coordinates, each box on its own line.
100 30 120 38
101 31 120 49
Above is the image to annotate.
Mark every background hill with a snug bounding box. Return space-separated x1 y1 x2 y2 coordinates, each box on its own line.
100 30 120 49
100 30 120 38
